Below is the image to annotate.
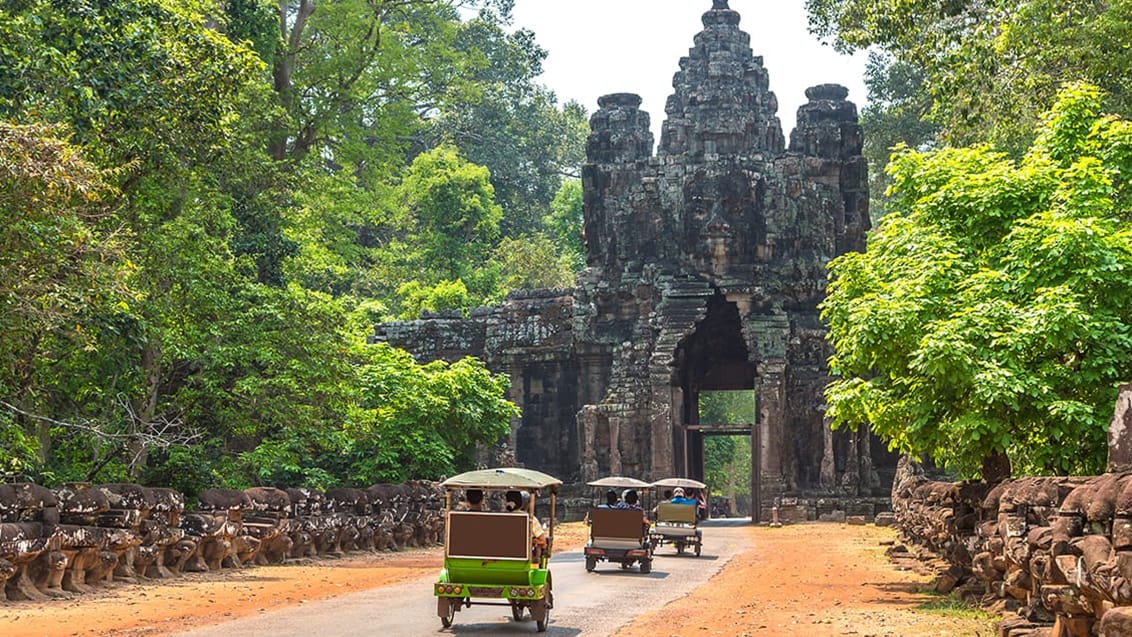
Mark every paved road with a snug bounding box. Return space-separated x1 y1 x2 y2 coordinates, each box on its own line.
174 519 751 637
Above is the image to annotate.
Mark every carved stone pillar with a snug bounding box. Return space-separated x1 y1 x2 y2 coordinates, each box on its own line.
841 428 860 493
820 414 836 488
648 384 679 480
755 361 787 493
1108 383 1132 472
577 406 600 482
609 417 623 476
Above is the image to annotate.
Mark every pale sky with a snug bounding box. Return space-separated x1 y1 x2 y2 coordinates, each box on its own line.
510 0 869 143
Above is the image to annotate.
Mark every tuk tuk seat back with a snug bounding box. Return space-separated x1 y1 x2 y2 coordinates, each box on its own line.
589 508 647 541
444 511 534 585
446 511 530 560
591 537 645 549
656 502 697 524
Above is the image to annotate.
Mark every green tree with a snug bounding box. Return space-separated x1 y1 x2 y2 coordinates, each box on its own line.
487 233 576 293
244 343 518 486
806 0 1132 152
256 1 586 307
544 179 584 268
698 391 754 504
0 0 275 478
396 145 502 284
0 122 131 468
703 436 751 504
822 84 1132 481
859 53 938 220
264 0 451 166
396 279 470 319
0 0 559 488
427 9 587 238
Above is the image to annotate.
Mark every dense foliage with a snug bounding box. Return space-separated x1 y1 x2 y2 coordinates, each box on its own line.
0 0 586 493
698 391 753 502
822 85 1132 480
807 0 1132 153
807 0 1132 221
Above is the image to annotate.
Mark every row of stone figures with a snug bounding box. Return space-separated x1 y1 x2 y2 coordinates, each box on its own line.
890 458 1132 636
0 481 444 603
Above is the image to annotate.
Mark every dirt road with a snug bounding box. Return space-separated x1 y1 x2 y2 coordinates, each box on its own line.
0 521 997 637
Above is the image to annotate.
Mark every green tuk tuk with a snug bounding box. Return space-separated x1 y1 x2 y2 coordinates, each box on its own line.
433 467 560 632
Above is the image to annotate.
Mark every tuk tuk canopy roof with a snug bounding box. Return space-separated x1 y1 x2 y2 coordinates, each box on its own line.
651 477 707 489
586 476 651 488
441 467 562 491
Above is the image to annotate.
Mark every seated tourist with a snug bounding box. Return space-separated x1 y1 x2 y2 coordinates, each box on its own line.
505 490 548 562
615 489 650 532
669 487 696 505
457 488 485 511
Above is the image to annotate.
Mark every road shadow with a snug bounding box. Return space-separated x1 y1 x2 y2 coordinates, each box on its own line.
699 517 753 527
871 581 929 595
651 553 719 561
445 617 583 635
583 568 672 579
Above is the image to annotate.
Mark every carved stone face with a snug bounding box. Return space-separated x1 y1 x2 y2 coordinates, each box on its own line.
45 550 66 571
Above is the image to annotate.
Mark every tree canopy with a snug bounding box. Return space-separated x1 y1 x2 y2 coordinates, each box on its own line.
822 84 1132 480
0 0 587 493
808 0 1132 150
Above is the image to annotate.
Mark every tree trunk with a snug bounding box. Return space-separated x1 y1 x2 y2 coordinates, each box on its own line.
127 340 163 479
725 459 736 515
270 0 316 161
35 420 51 465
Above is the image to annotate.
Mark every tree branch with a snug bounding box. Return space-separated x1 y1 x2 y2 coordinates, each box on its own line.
0 397 203 455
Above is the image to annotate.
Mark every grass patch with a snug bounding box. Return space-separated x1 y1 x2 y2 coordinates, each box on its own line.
914 591 997 621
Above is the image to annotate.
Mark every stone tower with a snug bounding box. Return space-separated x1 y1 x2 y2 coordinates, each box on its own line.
374 1 885 519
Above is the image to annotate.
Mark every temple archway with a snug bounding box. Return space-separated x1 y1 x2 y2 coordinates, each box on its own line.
673 290 757 508
373 1 894 522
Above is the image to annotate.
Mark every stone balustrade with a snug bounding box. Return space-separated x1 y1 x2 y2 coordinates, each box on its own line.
890 457 1132 636
889 385 1132 636
0 480 444 603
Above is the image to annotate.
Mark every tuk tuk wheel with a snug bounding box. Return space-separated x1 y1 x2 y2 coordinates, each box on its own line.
675 541 685 555
640 558 651 574
695 542 702 557
585 555 597 572
535 604 550 632
511 601 524 621
533 576 553 632
438 597 455 628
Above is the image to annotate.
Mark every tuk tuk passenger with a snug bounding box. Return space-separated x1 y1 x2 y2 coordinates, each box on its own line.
600 489 620 508
458 488 485 511
614 489 650 533
669 487 696 505
505 490 548 562
585 489 620 525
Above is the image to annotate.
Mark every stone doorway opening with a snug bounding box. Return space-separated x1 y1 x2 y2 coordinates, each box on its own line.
674 290 759 519
697 398 754 519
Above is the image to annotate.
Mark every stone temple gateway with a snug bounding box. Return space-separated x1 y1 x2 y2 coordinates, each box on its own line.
374 1 896 520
